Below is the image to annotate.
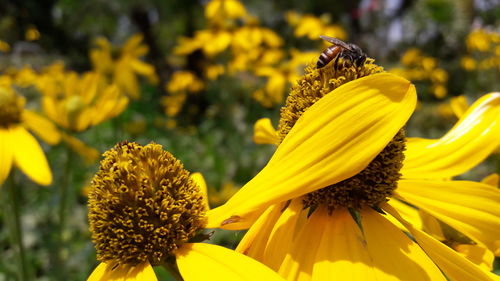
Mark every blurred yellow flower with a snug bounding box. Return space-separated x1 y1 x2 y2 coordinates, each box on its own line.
401 48 422 66
90 35 157 99
175 30 233 57
205 0 247 23
0 85 60 186
450 95 469 118
166 71 204 93
467 29 492 52
25 26 40 41
205 64 225 80
286 12 346 41
40 71 128 132
252 50 316 107
461 56 477 70
0 40 10 53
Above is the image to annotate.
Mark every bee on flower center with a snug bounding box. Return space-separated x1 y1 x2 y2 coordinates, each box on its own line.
317 36 367 69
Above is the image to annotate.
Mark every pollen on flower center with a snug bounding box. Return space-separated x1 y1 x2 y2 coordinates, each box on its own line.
88 141 207 266
0 86 24 127
277 52 406 211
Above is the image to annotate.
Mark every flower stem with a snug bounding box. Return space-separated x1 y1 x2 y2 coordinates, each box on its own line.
54 144 74 279
6 173 29 281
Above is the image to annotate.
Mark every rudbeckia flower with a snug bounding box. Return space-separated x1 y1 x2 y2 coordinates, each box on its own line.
0 85 60 186
87 142 285 281
207 49 500 280
40 71 128 132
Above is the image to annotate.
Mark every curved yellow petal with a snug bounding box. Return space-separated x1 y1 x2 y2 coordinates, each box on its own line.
175 243 285 281
385 202 498 281
402 93 500 179
396 179 500 256
279 207 445 281
87 261 157 281
10 126 52 185
0 128 13 185
253 118 279 145
190 172 210 210
207 73 416 228
22 110 61 145
236 203 282 261
261 199 305 271
385 198 423 231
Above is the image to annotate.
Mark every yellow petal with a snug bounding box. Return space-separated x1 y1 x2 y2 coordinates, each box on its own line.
279 207 445 281
0 128 13 185
10 126 52 185
278 207 326 281
384 202 499 281
262 199 305 271
253 118 280 145
396 179 500 256
402 93 500 179
236 203 282 262
190 172 210 210
386 198 423 230
87 261 157 281
207 73 416 228
22 110 61 145
175 243 285 281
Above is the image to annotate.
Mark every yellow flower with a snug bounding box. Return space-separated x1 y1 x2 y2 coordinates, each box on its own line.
40 71 128 132
0 85 60 186
461 56 477 71
401 48 422 66
87 142 285 281
205 64 225 80
25 25 40 41
0 40 10 53
467 29 492 52
252 50 316 107
90 35 157 99
205 0 247 22
450 95 470 118
166 71 204 93
208 53 500 280
286 12 346 41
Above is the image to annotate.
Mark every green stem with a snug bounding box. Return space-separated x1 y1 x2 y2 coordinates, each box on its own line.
161 261 184 281
55 144 74 279
6 173 29 281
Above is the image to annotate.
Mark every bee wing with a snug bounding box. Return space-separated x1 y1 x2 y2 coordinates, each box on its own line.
319 35 350 49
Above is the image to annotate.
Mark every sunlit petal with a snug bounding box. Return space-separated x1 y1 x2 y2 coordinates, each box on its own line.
402 93 500 179
0 128 13 185
385 202 498 281
396 179 500 255
87 261 157 281
176 243 285 281
253 118 279 145
10 126 52 185
190 172 210 210
207 73 416 228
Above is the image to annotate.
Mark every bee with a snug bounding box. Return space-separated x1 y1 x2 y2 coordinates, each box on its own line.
317 36 367 69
